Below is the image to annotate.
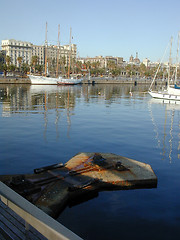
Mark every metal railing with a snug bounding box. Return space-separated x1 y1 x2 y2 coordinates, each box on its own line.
0 181 83 240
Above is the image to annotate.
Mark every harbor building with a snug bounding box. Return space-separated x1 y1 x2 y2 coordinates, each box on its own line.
1 39 77 68
142 58 150 67
32 45 45 65
77 56 124 68
78 56 106 68
1 39 32 67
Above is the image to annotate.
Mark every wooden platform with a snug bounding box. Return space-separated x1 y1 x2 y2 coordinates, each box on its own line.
0 200 46 240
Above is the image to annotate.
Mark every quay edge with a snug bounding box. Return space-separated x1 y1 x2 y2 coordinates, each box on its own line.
0 77 31 84
0 77 168 85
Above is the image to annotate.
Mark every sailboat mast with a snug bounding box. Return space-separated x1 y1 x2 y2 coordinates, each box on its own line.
56 24 60 78
175 32 180 84
45 22 48 77
68 27 72 79
168 37 173 87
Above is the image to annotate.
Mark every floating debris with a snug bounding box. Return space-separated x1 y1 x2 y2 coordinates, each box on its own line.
0 152 157 218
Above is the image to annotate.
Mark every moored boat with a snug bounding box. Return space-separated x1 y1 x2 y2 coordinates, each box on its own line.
149 32 180 101
29 24 82 85
149 90 180 100
57 76 82 85
28 75 59 85
28 75 82 85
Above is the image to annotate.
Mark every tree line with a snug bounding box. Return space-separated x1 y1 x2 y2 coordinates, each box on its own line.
0 52 179 79
76 60 179 79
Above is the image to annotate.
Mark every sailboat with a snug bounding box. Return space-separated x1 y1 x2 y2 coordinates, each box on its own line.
149 32 180 101
28 24 82 85
28 23 58 85
57 27 82 85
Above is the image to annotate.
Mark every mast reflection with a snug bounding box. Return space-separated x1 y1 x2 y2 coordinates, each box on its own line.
148 98 180 163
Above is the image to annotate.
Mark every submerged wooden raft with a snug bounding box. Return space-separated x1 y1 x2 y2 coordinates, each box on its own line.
0 152 157 218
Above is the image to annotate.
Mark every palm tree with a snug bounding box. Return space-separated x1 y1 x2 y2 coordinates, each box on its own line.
31 56 39 73
76 61 83 74
17 56 23 67
60 56 66 75
5 56 11 67
86 61 91 70
9 64 16 76
17 56 23 75
107 60 116 71
0 51 5 72
125 64 132 77
35 64 43 74
21 63 30 75
3 64 7 78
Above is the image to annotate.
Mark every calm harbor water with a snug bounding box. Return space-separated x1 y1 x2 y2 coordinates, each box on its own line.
0 83 180 240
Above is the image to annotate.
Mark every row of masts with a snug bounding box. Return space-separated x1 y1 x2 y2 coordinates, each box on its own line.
169 32 180 85
149 32 180 91
56 24 60 78
44 22 72 79
167 32 180 86
175 32 180 84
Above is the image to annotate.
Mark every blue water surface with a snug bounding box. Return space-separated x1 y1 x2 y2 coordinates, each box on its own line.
0 84 180 240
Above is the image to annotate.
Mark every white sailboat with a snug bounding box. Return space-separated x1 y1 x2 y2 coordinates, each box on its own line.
28 75 60 85
28 23 58 85
57 27 82 85
57 76 82 85
149 33 180 101
28 24 82 85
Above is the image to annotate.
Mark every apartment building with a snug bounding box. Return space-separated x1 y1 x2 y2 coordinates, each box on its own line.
1 39 77 67
32 45 45 65
61 44 77 65
1 39 32 66
78 56 105 68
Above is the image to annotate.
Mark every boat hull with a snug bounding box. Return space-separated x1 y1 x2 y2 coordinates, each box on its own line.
149 91 180 101
28 75 58 85
28 75 82 85
57 78 82 85
167 86 180 95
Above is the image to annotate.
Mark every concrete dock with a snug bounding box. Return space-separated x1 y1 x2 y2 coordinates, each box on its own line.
0 77 31 84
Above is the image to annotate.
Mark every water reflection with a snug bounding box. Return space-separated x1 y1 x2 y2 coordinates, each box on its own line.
1 84 180 239
148 98 180 163
1 84 179 162
0 84 149 117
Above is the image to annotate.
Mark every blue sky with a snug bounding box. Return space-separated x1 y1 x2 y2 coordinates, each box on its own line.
0 0 180 62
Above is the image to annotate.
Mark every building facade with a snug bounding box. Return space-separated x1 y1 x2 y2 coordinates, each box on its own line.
1 39 32 67
1 39 77 68
32 45 45 65
77 56 124 69
129 52 140 65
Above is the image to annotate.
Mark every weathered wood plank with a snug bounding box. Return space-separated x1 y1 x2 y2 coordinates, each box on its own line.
0 200 47 240
0 219 21 240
